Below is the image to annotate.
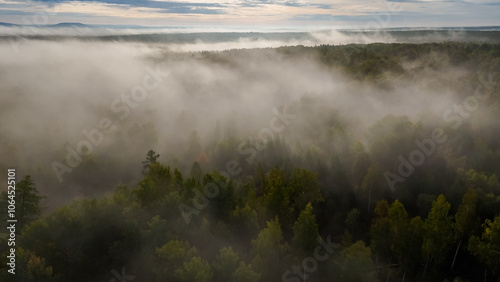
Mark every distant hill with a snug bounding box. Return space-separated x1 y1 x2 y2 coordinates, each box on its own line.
0 22 20 27
49 22 89 28
0 22 90 28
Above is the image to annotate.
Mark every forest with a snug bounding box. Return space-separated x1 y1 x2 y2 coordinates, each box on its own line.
1 41 500 281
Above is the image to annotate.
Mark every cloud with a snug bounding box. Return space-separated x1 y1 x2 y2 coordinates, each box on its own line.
32 0 226 14
2 31 494 205
0 0 499 26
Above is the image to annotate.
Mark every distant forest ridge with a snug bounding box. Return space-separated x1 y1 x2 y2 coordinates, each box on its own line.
1 23 500 45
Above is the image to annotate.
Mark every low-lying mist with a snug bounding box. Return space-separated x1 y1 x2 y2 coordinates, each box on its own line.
2 27 500 52
0 33 498 210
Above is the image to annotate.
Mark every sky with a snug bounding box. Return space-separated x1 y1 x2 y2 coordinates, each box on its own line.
0 0 499 29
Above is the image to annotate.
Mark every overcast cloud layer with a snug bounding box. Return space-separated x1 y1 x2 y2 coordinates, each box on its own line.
1 30 492 208
0 0 499 28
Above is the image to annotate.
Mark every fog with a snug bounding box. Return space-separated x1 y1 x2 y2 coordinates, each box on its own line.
2 26 500 51
1 24 500 282
0 30 495 209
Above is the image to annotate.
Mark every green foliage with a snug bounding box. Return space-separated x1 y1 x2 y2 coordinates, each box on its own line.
14 248 53 282
360 164 382 212
370 200 392 259
292 203 320 253
345 208 360 236
230 203 259 239
251 217 289 281
212 247 240 282
406 216 425 271
156 239 199 280
422 195 454 272
455 189 480 239
142 149 160 170
175 256 213 282
336 241 376 282
135 162 173 207
469 215 500 277
17 198 141 282
203 171 236 221
262 168 292 223
488 174 500 194
288 168 323 214
388 200 410 260
262 167 322 227
1 175 45 230
232 263 261 282
156 239 198 265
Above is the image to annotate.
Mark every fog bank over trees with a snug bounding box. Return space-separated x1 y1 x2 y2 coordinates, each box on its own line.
0 32 499 281
1 37 494 205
